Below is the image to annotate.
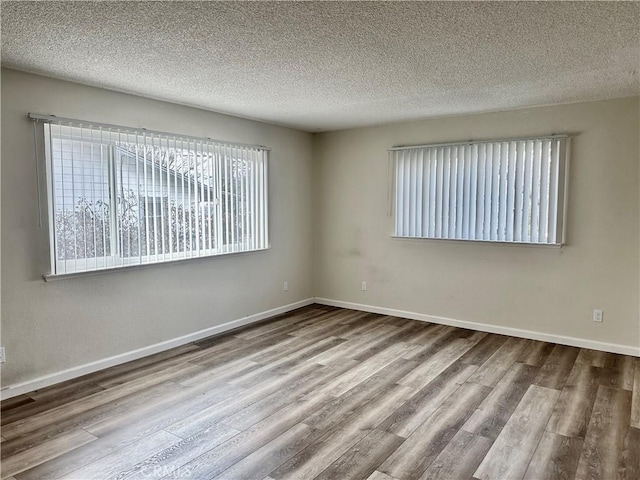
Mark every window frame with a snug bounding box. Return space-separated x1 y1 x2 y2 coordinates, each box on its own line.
389 135 569 246
36 114 270 280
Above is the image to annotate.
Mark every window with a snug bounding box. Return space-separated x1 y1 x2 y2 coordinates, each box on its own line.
35 115 269 276
391 136 568 245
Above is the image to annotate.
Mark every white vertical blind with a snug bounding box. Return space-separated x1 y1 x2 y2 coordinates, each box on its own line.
392 136 567 245
36 115 269 276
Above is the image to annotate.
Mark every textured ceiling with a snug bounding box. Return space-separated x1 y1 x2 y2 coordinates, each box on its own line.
2 1 639 132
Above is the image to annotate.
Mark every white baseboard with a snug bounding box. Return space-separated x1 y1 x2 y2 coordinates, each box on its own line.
4 296 637 400
0 298 315 400
315 297 640 357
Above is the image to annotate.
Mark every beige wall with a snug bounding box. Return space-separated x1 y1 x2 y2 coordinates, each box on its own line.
2 69 638 391
313 97 640 349
1 69 314 387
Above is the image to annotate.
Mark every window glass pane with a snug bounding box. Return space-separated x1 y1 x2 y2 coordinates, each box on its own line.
50 125 112 264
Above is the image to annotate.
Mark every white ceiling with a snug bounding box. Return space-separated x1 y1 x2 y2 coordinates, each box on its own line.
2 1 639 132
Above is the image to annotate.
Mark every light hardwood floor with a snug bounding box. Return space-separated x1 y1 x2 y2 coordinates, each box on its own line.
1 305 639 480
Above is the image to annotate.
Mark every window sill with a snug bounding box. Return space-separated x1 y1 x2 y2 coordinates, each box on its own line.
43 246 270 281
390 235 563 248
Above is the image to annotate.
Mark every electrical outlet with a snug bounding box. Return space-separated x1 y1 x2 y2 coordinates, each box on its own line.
0 347 5 364
593 309 603 322
361 281 367 291
283 281 288 291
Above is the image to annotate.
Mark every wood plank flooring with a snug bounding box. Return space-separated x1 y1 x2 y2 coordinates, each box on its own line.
1 305 638 480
